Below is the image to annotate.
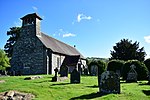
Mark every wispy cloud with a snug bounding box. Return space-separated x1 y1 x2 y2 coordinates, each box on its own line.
144 36 150 43
53 29 76 38
63 33 76 38
32 6 38 11
14 19 22 27
77 13 92 22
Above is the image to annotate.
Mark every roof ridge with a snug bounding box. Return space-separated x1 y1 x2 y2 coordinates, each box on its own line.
41 32 76 49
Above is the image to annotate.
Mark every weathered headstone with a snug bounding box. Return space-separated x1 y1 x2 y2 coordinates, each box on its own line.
52 68 58 82
99 71 120 94
60 66 68 77
126 64 137 82
148 72 150 84
90 65 98 76
70 68 80 83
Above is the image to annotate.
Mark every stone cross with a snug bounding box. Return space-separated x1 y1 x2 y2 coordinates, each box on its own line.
52 68 58 82
126 64 137 82
54 68 58 77
130 64 136 69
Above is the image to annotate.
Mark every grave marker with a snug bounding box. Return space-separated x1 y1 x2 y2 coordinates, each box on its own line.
126 64 137 82
60 66 68 77
70 68 80 83
52 68 58 82
99 71 120 94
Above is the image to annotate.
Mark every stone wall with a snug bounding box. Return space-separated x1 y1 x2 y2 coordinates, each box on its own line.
11 24 46 75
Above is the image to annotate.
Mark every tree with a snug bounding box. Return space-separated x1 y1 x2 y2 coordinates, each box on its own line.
110 39 146 61
0 49 10 71
4 27 21 57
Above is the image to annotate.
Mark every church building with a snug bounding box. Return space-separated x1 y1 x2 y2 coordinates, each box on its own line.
10 13 86 75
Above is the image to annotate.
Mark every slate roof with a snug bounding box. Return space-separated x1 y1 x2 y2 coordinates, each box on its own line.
21 13 42 20
37 33 85 59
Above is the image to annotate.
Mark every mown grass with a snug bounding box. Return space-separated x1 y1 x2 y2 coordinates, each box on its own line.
0 75 150 100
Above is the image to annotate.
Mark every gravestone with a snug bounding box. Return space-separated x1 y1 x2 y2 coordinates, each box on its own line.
99 71 120 94
90 65 98 76
60 66 68 77
70 68 80 83
126 64 137 82
148 72 150 84
52 68 58 82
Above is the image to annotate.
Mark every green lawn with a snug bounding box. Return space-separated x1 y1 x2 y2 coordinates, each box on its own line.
0 75 150 100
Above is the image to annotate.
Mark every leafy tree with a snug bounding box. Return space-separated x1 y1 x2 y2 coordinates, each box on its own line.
4 27 21 57
0 49 10 71
110 39 146 61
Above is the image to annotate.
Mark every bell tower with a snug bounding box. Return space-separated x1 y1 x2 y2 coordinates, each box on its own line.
20 13 42 37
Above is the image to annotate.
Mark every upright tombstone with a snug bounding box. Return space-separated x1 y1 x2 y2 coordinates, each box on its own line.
148 72 150 84
60 66 68 77
70 68 80 83
126 64 137 83
99 71 120 94
52 68 58 82
90 65 98 76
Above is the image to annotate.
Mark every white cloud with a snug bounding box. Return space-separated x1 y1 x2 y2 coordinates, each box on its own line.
77 13 92 22
63 33 76 38
53 29 76 38
32 6 38 11
144 36 150 43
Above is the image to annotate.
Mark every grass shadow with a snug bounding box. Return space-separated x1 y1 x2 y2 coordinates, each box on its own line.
50 83 70 86
69 92 108 100
142 90 150 96
86 85 98 88
34 80 51 83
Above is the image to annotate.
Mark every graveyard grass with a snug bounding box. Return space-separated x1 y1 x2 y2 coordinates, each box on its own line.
0 75 150 100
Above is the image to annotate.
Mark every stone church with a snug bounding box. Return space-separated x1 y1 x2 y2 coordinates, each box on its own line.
10 13 87 75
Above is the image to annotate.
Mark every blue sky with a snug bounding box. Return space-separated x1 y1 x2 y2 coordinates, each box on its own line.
0 0 150 59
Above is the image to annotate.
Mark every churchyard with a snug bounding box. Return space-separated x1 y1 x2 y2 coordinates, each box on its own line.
0 75 150 100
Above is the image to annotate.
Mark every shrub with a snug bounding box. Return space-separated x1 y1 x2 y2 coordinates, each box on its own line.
107 60 124 73
144 58 150 72
122 60 148 80
88 60 106 75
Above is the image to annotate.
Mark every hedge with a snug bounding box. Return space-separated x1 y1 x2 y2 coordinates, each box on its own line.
122 60 148 80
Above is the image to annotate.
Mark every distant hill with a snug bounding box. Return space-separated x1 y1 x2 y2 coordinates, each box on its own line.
86 57 109 63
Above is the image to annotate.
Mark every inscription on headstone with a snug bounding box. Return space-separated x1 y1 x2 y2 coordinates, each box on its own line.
99 71 120 94
126 64 137 82
70 68 80 83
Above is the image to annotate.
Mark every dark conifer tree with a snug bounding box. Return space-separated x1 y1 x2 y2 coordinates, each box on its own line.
110 39 146 61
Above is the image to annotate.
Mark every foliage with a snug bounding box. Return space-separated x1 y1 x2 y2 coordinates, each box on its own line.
107 60 124 73
110 39 146 61
122 60 148 80
88 60 106 75
144 58 150 71
4 27 21 57
0 75 150 100
0 49 10 71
